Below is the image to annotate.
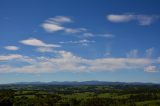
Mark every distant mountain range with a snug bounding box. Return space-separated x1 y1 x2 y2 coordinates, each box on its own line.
9 81 158 85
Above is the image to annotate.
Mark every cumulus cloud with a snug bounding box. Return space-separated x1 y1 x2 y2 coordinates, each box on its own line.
42 16 86 33
0 51 157 73
4 46 19 51
106 14 159 26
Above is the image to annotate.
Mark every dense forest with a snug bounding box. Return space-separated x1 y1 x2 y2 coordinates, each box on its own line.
0 83 160 106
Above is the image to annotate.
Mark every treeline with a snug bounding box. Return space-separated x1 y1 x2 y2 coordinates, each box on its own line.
1 84 160 93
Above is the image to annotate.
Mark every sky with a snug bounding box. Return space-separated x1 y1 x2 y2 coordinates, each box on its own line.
0 0 160 84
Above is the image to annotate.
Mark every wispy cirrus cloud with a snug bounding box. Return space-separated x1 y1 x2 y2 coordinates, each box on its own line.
145 48 154 58
144 65 158 73
42 16 87 34
106 14 159 26
42 23 64 32
126 49 138 58
97 33 115 38
82 32 115 38
20 38 61 53
4 46 19 51
64 28 87 34
0 54 34 63
42 16 115 39
36 47 55 53
60 39 95 44
126 48 155 58
82 33 94 37
0 54 23 61
47 16 72 23
20 38 60 48
59 39 95 47
41 16 71 32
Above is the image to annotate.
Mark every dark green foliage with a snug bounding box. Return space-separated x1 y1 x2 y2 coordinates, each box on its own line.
0 90 14 106
0 84 160 106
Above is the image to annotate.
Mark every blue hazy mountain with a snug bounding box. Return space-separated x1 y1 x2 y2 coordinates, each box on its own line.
11 81 156 85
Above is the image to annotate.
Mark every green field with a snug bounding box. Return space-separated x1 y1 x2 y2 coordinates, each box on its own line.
0 84 160 106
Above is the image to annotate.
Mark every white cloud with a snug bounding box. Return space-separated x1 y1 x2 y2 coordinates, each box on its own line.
0 54 34 63
107 14 134 23
0 54 23 61
36 47 54 53
83 33 94 37
48 16 72 24
146 48 154 58
88 58 151 72
42 16 86 34
126 49 138 58
4 46 19 51
137 15 158 26
64 28 87 33
82 33 115 38
20 38 61 48
42 16 71 33
59 39 95 47
60 39 95 44
0 51 157 73
144 65 158 72
42 16 115 39
20 38 61 53
98 34 115 38
42 23 64 32
104 51 111 56
107 14 159 26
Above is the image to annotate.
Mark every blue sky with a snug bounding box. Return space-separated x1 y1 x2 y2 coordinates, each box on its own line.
0 0 160 84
